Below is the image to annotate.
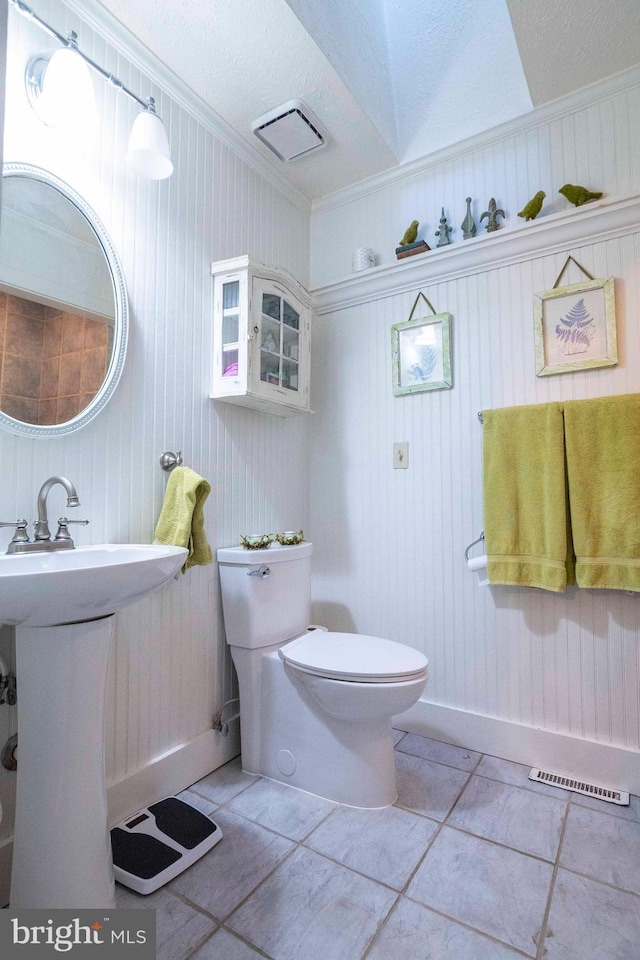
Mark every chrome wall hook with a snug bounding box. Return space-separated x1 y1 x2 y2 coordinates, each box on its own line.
160 451 183 471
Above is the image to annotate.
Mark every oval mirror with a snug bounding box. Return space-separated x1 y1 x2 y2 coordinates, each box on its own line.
0 163 128 437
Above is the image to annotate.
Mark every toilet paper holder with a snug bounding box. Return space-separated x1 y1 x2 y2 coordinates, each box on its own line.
464 531 485 562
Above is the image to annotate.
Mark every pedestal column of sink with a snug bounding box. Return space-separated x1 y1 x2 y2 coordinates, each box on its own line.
10 615 117 908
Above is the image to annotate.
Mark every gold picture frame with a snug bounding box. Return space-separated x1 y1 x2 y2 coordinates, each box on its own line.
533 276 616 377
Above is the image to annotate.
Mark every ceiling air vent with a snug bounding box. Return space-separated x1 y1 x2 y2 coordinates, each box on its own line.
251 99 329 162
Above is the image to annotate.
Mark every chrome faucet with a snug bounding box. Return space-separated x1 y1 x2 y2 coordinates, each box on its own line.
1 476 89 554
34 476 81 541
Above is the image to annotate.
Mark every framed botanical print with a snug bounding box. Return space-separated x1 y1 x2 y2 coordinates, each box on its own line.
533 276 616 377
392 309 452 396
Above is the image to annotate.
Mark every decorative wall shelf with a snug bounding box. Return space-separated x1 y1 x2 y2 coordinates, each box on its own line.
311 195 640 315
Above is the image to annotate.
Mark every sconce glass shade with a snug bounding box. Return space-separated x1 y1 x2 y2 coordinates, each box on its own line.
26 48 97 129
126 109 174 180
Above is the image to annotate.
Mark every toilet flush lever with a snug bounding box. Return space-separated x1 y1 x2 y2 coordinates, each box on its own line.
248 565 270 578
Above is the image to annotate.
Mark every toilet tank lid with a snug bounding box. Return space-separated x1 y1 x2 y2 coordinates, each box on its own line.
217 542 313 564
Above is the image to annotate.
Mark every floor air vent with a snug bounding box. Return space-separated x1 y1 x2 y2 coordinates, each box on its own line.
529 768 629 805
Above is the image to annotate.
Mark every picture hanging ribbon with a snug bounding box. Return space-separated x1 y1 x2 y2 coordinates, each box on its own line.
407 291 438 321
552 255 595 289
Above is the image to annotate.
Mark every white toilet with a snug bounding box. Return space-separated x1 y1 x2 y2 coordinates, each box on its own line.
217 541 428 807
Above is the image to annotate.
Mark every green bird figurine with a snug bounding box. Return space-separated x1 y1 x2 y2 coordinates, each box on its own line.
559 183 603 207
518 190 546 221
399 220 419 245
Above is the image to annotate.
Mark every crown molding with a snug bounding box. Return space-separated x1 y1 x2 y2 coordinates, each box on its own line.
312 65 640 216
59 0 311 213
311 195 640 315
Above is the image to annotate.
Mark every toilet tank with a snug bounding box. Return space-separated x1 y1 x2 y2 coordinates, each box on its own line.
217 542 312 648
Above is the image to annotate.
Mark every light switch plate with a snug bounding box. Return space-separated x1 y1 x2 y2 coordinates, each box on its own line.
393 442 409 469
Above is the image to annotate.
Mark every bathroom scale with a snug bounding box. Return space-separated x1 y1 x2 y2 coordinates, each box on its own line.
111 796 222 895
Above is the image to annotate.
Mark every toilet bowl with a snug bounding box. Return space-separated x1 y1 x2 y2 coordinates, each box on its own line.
217 542 428 807
279 632 427 721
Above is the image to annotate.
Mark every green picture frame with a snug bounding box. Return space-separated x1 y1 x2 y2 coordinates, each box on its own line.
392 312 452 396
533 277 617 377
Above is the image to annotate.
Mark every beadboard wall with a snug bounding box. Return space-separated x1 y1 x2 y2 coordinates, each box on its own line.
0 0 312 864
310 69 640 790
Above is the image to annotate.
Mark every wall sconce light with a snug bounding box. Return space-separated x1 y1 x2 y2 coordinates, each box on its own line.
12 0 174 180
126 97 173 180
26 37 97 130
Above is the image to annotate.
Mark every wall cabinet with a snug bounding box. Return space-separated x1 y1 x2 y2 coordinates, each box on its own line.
211 256 313 416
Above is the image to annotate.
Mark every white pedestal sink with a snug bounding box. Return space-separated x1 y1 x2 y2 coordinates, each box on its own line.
0 543 188 908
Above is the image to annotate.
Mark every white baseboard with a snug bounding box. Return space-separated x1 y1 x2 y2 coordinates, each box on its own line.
395 699 640 795
106 725 241 826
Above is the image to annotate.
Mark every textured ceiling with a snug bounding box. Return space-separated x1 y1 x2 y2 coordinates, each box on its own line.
506 0 640 106
383 0 532 164
86 0 398 199
87 0 640 200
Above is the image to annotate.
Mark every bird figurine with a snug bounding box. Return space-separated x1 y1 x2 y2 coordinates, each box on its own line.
559 184 603 207
399 220 419 246
518 190 546 221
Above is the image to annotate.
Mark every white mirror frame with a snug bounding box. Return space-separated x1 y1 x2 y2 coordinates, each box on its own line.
0 162 128 438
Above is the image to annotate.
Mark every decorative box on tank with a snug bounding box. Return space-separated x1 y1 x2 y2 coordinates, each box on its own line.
210 256 313 416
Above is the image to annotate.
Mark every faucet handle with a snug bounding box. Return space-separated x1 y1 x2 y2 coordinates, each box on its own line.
0 519 30 543
54 517 90 542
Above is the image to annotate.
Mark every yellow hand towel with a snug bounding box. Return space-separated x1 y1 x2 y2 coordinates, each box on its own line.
483 402 574 592
154 466 213 573
565 393 640 591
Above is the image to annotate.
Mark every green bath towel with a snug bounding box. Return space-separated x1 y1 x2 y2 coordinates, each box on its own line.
565 393 640 591
154 466 213 573
482 402 574 592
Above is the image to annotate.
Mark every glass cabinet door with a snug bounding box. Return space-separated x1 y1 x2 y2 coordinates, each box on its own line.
259 290 300 393
220 279 240 379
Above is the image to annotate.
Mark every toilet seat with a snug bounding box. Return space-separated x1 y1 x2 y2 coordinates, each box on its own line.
279 632 428 683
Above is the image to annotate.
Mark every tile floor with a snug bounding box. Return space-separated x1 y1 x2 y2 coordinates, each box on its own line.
117 730 640 960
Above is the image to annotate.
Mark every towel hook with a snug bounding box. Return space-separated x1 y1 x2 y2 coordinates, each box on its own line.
464 531 485 563
160 450 183 471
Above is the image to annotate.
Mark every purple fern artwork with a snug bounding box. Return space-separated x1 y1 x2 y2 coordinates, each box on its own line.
555 298 595 355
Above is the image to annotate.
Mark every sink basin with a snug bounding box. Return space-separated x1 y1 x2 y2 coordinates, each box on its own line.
0 543 188 626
